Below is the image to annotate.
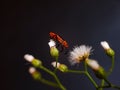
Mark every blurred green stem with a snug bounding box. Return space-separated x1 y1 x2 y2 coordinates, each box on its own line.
85 72 98 88
39 78 59 88
98 84 120 89
40 65 66 90
107 56 115 75
54 57 58 73
66 70 85 74
97 80 104 90
66 62 98 89
84 61 98 88
100 80 104 90
104 78 111 86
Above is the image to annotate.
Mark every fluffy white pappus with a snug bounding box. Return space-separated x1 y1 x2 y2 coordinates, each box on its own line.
51 61 60 68
24 54 34 62
69 45 92 65
29 67 36 74
101 41 110 50
86 59 100 71
48 39 56 48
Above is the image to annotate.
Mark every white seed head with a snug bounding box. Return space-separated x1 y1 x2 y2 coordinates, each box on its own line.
51 61 60 68
29 67 36 74
24 54 34 62
101 41 110 50
69 45 92 65
86 59 100 71
48 39 56 48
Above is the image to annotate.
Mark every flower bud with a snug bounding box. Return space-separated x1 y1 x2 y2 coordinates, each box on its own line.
51 61 68 72
59 64 68 72
86 59 106 79
106 49 115 57
48 39 56 47
24 54 34 62
51 61 60 68
50 47 59 59
24 54 42 67
94 67 107 79
48 39 59 59
101 41 110 50
31 59 42 67
100 41 115 57
86 59 100 71
29 67 42 80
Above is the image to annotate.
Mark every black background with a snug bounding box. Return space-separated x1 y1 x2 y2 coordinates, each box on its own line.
1 0 120 90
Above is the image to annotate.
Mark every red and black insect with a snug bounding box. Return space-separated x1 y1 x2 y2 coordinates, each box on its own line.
49 32 69 49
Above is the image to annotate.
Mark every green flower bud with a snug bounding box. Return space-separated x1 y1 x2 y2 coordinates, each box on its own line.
24 54 42 67
51 61 68 72
29 67 42 80
32 59 42 67
106 49 115 57
100 41 115 57
32 71 41 80
86 59 107 79
86 59 100 71
50 47 59 59
59 64 68 72
48 39 59 59
94 67 107 79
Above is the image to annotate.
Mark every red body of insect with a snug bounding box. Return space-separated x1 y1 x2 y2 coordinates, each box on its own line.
49 32 68 48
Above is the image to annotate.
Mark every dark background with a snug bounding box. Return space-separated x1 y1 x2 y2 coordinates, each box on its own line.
1 0 120 90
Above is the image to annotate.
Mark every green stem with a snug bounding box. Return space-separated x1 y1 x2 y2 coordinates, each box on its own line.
84 61 98 88
84 61 88 71
99 78 120 89
112 84 120 89
85 72 98 88
66 69 85 74
97 79 104 90
98 85 110 88
100 80 104 90
107 56 115 75
39 78 59 88
98 84 120 89
104 78 111 86
53 73 66 90
66 69 98 88
40 66 66 90
54 57 58 73
101 80 105 86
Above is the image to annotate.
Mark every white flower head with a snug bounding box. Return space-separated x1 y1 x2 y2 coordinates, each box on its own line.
86 59 100 71
48 39 56 48
69 45 92 65
51 61 60 68
24 54 34 62
101 41 110 50
29 67 36 74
